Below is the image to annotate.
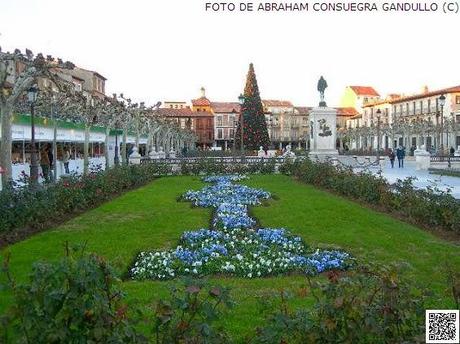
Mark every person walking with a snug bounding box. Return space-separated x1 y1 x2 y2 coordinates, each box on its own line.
450 146 455 157
63 146 71 174
396 145 405 168
388 148 395 168
40 146 50 182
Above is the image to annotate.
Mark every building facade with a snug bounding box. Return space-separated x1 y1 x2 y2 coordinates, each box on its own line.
210 102 240 150
340 86 380 112
346 85 460 153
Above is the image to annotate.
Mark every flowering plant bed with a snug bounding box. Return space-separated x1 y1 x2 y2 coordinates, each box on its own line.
130 175 351 280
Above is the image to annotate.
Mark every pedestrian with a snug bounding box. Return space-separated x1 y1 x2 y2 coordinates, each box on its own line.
388 148 395 168
450 146 455 157
396 145 405 168
40 146 50 182
63 146 71 174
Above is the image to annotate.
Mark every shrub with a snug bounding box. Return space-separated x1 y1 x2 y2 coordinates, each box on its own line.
251 264 427 344
152 279 233 344
178 158 276 175
0 244 143 344
0 247 233 344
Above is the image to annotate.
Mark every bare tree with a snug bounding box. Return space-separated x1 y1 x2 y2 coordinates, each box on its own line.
0 48 74 186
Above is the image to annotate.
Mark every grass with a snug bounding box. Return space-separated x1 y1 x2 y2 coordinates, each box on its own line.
1 174 459 339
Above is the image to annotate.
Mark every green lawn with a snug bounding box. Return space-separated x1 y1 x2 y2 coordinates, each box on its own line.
1 174 459 339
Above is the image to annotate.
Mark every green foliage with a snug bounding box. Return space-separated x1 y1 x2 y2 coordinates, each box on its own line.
152 279 233 344
0 163 171 235
179 158 276 175
282 158 460 233
251 264 427 344
0 244 143 344
234 63 270 150
0 246 233 344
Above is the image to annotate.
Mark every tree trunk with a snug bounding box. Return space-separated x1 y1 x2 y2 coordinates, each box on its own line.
0 104 13 188
105 127 111 170
83 124 90 175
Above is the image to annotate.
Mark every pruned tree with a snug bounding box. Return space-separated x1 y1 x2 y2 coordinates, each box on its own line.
0 47 74 186
98 94 126 169
72 92 103 174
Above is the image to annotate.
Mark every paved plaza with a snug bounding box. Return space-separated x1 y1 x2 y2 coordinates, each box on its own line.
364 158 460 199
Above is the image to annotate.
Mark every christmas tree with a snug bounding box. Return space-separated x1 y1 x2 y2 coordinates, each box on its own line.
235 63 270 151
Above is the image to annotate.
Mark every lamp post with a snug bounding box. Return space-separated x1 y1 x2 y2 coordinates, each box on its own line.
114 122 120 166
376 109 381 163
439 94 446 154
269 114 274 149
238 94 245 157
27 86 39 186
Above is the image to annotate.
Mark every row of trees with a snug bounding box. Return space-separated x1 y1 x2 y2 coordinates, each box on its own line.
0 48 196 187
341 115 460 152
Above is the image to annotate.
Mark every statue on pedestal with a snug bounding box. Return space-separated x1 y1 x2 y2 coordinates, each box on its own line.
317 76 328 107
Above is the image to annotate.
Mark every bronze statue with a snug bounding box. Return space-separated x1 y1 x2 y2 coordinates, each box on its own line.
317 76 328 107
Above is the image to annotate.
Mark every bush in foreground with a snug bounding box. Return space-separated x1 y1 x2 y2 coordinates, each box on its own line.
1 248 431 343
251 264 427 344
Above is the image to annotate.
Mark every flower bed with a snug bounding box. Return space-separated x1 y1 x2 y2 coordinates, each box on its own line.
131 175 351 280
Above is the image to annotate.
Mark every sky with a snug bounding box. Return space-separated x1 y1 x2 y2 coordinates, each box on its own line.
1 0 459 107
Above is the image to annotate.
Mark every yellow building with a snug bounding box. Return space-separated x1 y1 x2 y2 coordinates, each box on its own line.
340 86 380 113
191 87 213 113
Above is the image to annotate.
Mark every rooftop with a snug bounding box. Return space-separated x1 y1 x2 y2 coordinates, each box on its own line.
349 86 380 97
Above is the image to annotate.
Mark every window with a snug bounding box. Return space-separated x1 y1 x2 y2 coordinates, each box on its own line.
217 128 223 139
223 115 228 126
229 128 234 138
73 82 82 92
413 101 416 115
427 99 431 112
456 95 460 104
419 100 423 114
217 115 223 127
406 103 409 115
170 104 173 108
207 119 212 128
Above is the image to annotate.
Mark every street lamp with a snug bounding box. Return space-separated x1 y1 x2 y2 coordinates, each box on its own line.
439 94 446 154
114 121 120 166
238 93 245 157
27 85 39 186
376 109 381 163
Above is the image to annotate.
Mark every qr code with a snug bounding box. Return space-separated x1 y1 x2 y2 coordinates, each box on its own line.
426 310 459 343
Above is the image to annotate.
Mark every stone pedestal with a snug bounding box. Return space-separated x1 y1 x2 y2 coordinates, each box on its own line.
169 150 176 159
455 146 460 157
282 144 296 158
308 106 338 160
257 146 266 158
414 145 431 170
157 147 166 159
149 150 159 159
129 146 141 165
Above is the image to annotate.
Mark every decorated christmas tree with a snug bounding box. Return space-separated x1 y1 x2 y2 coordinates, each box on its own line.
235 63 270 151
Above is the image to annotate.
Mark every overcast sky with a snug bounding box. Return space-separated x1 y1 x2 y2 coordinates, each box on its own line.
1 0 459 107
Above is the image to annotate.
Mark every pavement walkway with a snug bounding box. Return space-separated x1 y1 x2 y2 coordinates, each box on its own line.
362 159 460 199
